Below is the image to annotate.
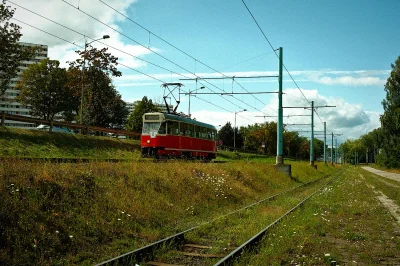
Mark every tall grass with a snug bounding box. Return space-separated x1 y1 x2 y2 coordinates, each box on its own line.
0 159 337 265
237 166 400 265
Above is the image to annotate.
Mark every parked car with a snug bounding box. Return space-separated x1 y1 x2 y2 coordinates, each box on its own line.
36 124 74 134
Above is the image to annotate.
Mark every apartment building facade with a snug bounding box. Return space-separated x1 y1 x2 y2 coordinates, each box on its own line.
126 101 174 115
0 42 48 128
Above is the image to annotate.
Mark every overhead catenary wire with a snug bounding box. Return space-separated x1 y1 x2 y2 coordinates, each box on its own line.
219 51 276 70
9 0 291 127
241 0 312 107
240 0 331 131
59 0 274 116
7 1 259 115
98 0 330 132
96 0 277 114
11 18 166 84
10 18 264 123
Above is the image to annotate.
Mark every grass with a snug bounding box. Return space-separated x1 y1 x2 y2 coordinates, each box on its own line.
0 127 346 265
216 150 277 162
0 127 141 159
0 159 339 265
235 166 400 265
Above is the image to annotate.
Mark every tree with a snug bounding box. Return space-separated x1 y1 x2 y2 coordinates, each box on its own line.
16 59 72 130
217 122 234 148
126 96 160 134
380 56 400 167
68 46 128 128
0 0 36 96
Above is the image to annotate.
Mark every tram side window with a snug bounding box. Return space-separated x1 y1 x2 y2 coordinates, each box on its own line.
207 129 212 139
158 122 166 134
180 122 188 136
187 124 194 137
167 121 179 135
211 130 216 140
194 125 200 138
201 127 207 139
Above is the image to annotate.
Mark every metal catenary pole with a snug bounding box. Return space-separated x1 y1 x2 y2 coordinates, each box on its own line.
310 101 314 166
276 47 283 165
331 132 334 165
354 151 357 166
234 112 237 150
324 122 327 164
335 138 338 164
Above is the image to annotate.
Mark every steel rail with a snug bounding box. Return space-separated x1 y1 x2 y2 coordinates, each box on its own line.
95 176 326 265
213 170 343 266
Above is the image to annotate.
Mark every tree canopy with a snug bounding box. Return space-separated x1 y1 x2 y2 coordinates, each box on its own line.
126 96 160 134
217 122 234 148
16 59 72 127
68 46 127 128
379 55 400 167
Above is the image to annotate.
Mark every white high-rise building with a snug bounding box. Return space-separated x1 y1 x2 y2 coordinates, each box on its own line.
126 101 174 115
0 42 48 128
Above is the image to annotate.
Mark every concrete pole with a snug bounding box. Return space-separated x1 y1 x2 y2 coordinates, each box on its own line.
310 101 314 166
80 38 87 128
324 122 326 164
234 112 237 150
335 138 338 164
188 91 191 117
354 151 356 165
276 47 284 165
331 132 334 165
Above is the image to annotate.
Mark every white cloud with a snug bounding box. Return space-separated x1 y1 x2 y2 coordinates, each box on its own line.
190 88 381 141
309 75 385 86
11 0 155 68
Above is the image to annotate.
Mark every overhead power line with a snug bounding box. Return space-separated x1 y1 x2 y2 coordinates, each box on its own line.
8 1 261 115
96 0 277 114
10 18 264 123
60 0 276 116
241 0 311 106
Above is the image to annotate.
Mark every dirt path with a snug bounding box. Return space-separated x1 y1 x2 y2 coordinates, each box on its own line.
376 191 400 224
360 170 400 225
361 166 400 182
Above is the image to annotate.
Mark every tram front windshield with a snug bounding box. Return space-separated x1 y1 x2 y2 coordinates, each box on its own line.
142 122 161 134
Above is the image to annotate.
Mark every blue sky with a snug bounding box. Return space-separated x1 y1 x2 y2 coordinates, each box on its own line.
11 0 400 142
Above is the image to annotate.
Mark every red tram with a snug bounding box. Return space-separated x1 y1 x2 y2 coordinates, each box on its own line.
141 112 217 160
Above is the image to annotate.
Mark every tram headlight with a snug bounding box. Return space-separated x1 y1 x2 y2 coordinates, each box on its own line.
147 140 150 144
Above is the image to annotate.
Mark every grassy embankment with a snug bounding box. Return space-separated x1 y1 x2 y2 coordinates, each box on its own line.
236 166 400 265
0 127 341 265
0 127 141 160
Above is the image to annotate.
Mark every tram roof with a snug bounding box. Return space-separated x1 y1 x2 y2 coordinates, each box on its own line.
144 112 216 130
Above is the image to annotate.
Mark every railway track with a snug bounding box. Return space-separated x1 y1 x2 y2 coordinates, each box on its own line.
0 157 228 164
96 170 343 266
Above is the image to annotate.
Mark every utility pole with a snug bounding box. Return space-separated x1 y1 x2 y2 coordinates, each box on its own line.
234 109 246 150
80 35 110 132
324 122 326 164
276 47 284 165
354 151 357 166
310 101 315 166
331 132 334 165
335 138 338 164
